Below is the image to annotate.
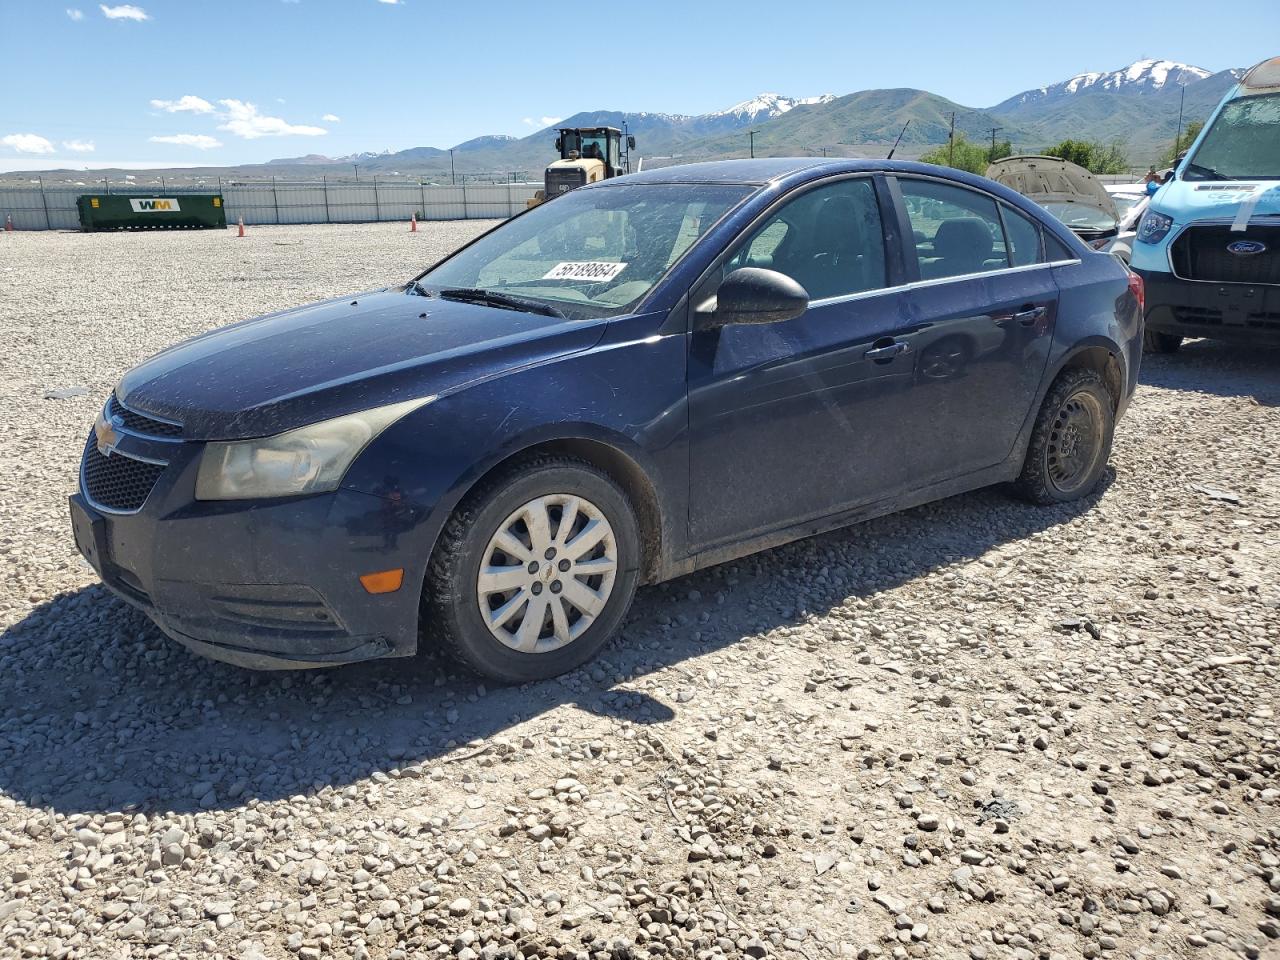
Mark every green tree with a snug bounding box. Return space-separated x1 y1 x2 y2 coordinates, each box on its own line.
1159 119 1204 167
1043 139 1130 175
918 134 1010 175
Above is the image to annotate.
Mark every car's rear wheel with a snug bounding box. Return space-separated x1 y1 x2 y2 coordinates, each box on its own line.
1143 330 1183 354
425 457 641 682
1014 367 1115 505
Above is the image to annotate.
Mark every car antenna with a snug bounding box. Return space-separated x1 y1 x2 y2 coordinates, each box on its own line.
886 120 911 160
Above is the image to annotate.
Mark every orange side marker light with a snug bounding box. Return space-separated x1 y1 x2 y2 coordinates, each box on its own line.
359 568 404 594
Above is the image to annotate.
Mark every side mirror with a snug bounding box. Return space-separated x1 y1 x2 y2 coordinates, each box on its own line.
702 268 809 328
554 137 562 151
627 136 636 150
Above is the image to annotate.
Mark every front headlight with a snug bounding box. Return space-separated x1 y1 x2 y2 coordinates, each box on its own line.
195 397 431 500
1136 210 1174 245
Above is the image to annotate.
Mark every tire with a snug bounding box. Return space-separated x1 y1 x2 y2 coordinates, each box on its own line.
425 456 641 683
1143 330 1183 354
1014 368 1115 505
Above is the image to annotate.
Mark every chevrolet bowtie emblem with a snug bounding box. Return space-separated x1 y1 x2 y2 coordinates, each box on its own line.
95 416 120 457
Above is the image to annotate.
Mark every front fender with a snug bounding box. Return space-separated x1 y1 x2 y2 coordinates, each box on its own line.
340 321 690 587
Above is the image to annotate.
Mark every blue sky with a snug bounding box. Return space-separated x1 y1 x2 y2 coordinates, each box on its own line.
1 0 1277 171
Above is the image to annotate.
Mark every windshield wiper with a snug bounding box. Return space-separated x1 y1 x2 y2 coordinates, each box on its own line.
407 279 433 298
1183 162 1230 181
439 288 564 318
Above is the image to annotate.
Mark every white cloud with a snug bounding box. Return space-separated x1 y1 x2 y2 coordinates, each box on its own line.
322 113 341 123
63 140 96 153
522 116 563 128
1 133 56 154
377 0 402 4
216 99 326 139
100 4 149 20
149 134 222 150
66 8 85 20
150 95 214 114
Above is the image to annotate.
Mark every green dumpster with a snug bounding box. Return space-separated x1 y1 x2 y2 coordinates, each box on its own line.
76 194 228 231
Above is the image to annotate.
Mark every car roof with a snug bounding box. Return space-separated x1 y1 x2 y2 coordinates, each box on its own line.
582 156 1085 250
614 157 837 185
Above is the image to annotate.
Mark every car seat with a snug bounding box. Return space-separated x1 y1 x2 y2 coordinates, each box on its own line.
922 218 993 279
777 195 871 299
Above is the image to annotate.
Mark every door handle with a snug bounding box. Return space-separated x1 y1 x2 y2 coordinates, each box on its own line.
1011 305 1047 326
864 339 909 361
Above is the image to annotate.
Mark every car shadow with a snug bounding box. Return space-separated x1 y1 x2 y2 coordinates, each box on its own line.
1139 338 1280 406
0 475 1112 816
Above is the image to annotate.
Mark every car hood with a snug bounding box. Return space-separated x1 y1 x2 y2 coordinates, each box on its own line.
117 289 609 440
1151 178 1280 220
985 156 1118 222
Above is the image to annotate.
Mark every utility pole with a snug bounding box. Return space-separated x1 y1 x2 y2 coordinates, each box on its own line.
948 112 956 167
353 163 359 181
450 149 456 185
1174 86 1186 159
748 130 755 159
988 127 1001 162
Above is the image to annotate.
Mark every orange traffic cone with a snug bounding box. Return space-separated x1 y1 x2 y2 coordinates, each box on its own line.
237 216 245 238
3 215 13 232
410 214 417 233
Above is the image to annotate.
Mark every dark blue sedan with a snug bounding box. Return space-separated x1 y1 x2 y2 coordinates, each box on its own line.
70 158 1143 682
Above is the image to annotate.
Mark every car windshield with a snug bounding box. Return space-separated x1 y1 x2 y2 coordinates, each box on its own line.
1110 194 1143 220
1185 92 1280 180
417 183 752 319
1037 201 1117 231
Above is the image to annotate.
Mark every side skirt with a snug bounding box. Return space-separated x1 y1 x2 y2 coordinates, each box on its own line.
659 461 1020 582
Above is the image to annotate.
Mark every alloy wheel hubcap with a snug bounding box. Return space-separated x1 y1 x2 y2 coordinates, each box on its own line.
1046 392 1103 494
477 494 617 654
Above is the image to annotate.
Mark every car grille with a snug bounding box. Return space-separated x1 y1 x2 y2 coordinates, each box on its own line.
545 168 587 196
81 436 167 512
1170 305 1280 331
1171 224 1280 285
108 394 183 438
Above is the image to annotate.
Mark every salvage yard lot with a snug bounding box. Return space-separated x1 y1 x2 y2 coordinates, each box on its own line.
0 223 1278 960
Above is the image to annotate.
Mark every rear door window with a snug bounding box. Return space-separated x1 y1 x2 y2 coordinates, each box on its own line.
1001 204 1044 267
899 179 1011 280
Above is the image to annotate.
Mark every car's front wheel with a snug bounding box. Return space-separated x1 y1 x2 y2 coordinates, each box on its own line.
425 457 641 682
1014 367 1115 505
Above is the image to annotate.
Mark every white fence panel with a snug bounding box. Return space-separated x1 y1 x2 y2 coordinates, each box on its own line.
0 181 540 230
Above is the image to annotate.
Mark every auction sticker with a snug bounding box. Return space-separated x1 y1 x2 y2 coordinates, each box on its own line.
543 261 627 282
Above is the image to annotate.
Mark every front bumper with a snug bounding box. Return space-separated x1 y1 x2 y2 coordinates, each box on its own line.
70 439 430 669
1135 268 1280 346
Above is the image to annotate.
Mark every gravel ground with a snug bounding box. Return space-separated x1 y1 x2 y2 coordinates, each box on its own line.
1 223 1278 960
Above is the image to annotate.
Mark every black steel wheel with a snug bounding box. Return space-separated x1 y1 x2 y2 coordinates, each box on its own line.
1014 367 1115 505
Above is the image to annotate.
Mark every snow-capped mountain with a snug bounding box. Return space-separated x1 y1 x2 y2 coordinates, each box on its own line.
999 59 1213 109
707 93 836 124
337 149 394 163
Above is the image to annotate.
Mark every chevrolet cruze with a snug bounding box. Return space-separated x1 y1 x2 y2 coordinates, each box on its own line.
71 158 1142 682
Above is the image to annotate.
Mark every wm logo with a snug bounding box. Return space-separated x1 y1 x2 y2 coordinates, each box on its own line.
128 198 181 213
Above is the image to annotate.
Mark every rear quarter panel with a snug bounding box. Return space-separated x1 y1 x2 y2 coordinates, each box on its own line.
1050 252 1142 413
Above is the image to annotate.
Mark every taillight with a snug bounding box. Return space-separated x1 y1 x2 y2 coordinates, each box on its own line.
1127 270 1144 315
